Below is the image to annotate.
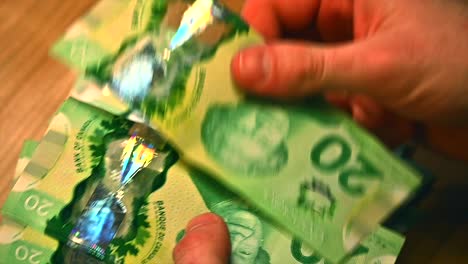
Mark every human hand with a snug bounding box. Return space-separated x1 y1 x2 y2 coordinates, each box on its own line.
231 0 468 160
173 213 231 264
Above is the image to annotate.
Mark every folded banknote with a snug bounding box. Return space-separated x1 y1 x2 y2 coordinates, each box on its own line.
3 99 406 263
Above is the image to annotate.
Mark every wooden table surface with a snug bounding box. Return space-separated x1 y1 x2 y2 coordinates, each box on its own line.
0 0 467 263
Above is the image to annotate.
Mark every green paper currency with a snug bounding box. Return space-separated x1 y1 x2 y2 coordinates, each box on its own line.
0 218 58 264
52 0 421 261
10 140 39 189
1 141 57 264
2 98 112 232
52 0 421 262
3 100 406 263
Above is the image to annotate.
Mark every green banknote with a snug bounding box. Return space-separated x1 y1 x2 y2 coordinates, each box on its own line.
11 141 39 187
3 100 405 263
52 0 421 261
1 140 56 264
2 98 196 263
177 166 407 264
2 98 111 232
0 218 58 264
55 0 259 118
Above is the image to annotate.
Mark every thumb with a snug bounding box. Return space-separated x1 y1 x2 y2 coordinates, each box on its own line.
231 38 396 99
173 213 231 264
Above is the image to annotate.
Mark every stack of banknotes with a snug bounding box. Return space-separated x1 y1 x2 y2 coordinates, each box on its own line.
1 0 426 263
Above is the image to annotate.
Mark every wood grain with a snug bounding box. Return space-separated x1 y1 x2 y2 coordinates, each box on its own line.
0 1 467 263
0 0 95 211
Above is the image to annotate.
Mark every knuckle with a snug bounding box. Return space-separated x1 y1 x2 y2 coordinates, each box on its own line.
300 47 328 92
312 49 328 83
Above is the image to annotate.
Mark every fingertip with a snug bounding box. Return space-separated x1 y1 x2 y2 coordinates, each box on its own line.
242 0 320 36
173 213 230 264
241 0 280 39
231 46 271 94
185 213 225 232
351 100 384 130
351 103 369 126
231 51 243 84
350 96 386 129
324 91 351 111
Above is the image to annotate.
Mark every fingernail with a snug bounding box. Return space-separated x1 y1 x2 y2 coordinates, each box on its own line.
352 103 367 125
233 47 271 89
186 213 223 233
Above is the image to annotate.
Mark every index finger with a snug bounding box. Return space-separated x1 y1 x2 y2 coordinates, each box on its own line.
242 0 321 39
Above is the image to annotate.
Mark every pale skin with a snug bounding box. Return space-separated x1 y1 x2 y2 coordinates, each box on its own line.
173 0 468 263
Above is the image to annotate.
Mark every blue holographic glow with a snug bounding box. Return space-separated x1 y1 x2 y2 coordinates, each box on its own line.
68 195 124 260
111 54 156 102
169 0 215 50
120 134 156 186
170 24 190 50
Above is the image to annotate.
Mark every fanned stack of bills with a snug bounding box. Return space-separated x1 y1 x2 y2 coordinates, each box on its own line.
1 0 424 263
